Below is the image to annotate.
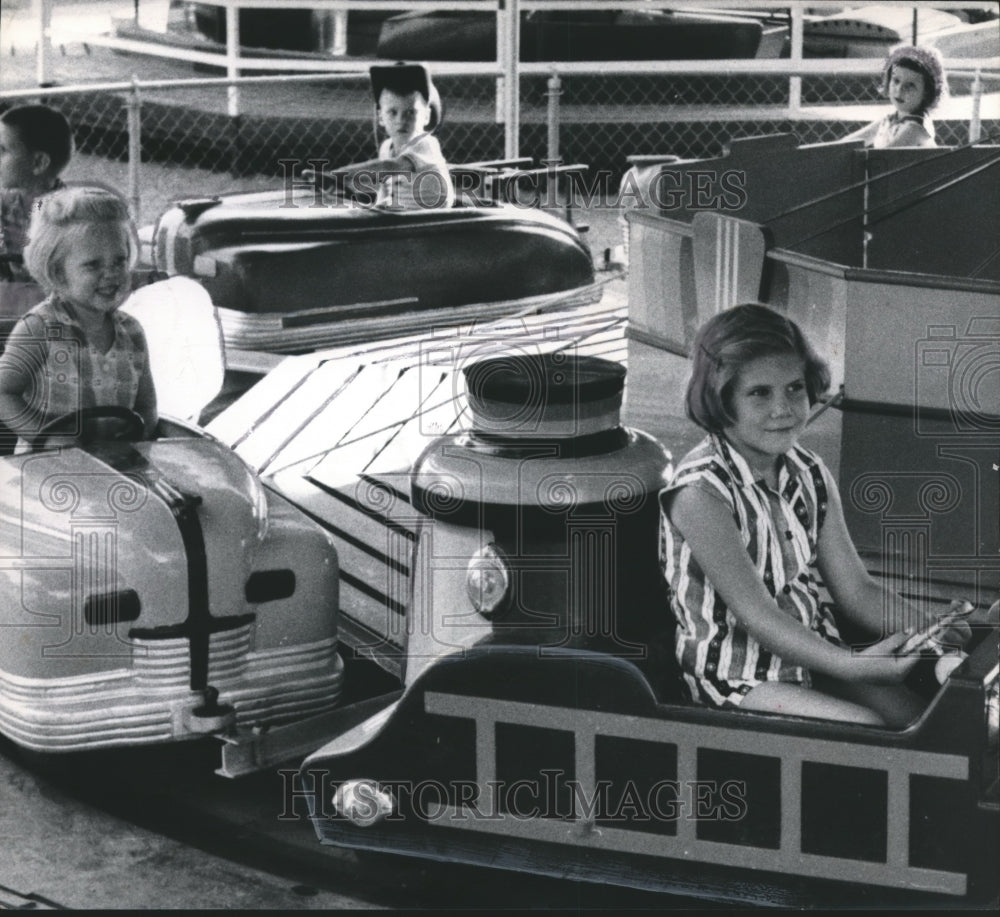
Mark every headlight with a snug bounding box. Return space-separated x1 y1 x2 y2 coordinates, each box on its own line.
333 779 394 827
466 543 511 617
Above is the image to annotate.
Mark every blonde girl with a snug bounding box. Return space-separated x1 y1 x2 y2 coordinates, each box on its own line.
0 186 156 450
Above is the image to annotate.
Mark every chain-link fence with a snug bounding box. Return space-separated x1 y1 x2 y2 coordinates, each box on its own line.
1 2 997 224
520 68 997 174
9 70 992 222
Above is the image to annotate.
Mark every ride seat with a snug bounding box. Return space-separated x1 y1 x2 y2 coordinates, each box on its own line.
635 618 688 704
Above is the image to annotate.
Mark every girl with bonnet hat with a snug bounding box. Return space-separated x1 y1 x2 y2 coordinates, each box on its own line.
841 44 947 148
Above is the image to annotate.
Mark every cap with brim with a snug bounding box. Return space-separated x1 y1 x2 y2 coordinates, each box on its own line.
370 61 442 131
463 353 627 438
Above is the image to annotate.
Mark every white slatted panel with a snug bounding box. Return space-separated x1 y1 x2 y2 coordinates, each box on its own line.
233 361 363 472
207 293 629 670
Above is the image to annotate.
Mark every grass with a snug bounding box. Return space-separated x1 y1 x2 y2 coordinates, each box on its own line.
64 151 271 228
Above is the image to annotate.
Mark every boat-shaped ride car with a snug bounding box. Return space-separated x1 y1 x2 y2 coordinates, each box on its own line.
171 3 789 62
621 133 1000 596
150 164 600 356
377 6 788 62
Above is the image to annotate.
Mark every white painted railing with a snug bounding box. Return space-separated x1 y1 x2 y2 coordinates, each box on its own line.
7 1 998 222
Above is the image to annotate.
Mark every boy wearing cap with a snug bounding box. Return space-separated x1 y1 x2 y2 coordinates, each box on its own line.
338 63 455 210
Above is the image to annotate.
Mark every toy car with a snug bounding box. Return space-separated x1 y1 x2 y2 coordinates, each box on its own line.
0 280 344 766
290 352 997 906
376 8 781 62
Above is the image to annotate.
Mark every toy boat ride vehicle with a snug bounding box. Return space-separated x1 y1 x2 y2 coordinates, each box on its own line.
0 281 344 764
620 133 1000 597
292 352 998 907
151 175 598 355
376 7 786 62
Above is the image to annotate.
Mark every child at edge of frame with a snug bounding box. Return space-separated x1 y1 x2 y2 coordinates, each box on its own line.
0 186 157 454
839 44 947 149
306 61 455 210
0 104 75 285
658 303 972 728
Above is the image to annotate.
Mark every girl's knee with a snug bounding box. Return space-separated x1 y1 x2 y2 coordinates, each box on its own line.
742 682 886 726
820 678 924 730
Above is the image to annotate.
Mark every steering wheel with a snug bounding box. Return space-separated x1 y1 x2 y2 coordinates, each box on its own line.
322 184 377 209
32 406 145 450
298 168 379 209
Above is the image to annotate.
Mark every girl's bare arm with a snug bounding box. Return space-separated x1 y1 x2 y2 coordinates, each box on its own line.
816 475 971 646
133 352 158 438
840 119 880 144
668 484 916 683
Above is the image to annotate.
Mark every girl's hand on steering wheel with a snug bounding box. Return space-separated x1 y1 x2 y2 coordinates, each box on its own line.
914 599 976 654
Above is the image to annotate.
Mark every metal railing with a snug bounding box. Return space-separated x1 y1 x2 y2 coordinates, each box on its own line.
2 1 997 223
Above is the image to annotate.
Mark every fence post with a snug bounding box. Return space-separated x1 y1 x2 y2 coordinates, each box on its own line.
546 72 561 165
788 4 803 116
226 0 241 117
332 9 348 56
501 0 520 160
495 3 505 124
495 4 505 124
126 78 142 225
546 71 563 216
970 69 982 144
33 0 53 86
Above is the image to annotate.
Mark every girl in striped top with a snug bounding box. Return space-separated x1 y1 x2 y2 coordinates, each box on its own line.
659 304 964 728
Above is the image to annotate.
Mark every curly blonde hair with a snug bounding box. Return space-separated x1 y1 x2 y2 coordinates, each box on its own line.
23 186 138 293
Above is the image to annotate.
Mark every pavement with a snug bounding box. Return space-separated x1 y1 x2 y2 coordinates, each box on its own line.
0 736 384 910
0 726 696 911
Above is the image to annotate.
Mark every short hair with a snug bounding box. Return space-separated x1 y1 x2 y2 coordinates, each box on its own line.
685 303 831 433
881 44 947 113
23 186 138 293
0 104 74 176
370 62 443 132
